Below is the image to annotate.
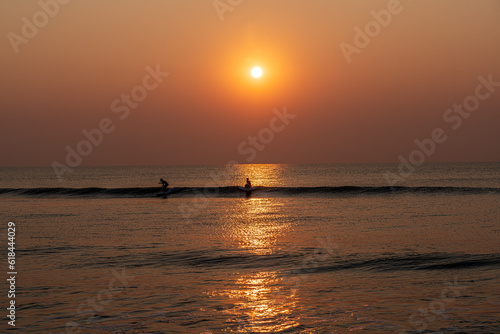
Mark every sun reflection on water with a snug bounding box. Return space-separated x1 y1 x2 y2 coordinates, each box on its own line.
215 164 299 332
233 164 287 187
220 271 299 333
230 197 290 255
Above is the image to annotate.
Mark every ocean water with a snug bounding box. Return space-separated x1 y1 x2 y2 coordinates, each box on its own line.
1 163 499 333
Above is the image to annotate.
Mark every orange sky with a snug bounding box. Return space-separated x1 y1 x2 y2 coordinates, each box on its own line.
1 0 499 167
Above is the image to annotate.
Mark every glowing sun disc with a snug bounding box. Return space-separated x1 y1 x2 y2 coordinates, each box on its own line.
251 66 263 78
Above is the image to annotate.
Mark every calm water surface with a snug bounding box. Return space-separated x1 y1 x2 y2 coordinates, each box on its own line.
0 163 499 333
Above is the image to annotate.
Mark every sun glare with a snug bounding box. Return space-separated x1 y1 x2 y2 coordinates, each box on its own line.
251 66 263 78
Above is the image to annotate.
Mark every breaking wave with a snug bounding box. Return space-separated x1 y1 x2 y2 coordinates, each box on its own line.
0 186 498 198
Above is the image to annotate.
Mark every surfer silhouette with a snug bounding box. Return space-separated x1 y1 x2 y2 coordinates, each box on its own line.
159 178 169 190
245 178 252 188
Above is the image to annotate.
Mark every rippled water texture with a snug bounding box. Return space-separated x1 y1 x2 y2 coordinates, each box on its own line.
1 163 499 333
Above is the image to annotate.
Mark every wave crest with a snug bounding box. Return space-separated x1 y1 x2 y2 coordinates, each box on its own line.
0 186 498 198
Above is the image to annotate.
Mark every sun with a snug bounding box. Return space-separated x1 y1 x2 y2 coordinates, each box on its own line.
251 66 263 78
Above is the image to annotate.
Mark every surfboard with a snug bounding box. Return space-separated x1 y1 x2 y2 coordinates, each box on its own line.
238 186 257 192
156 187 178 197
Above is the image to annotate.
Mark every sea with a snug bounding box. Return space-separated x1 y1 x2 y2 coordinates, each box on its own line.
0 162 499 333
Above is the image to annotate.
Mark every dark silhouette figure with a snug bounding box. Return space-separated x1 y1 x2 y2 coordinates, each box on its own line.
159 178 169 190
245 178 252 188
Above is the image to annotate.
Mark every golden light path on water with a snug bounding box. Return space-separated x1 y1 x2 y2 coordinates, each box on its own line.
223 271 299 333
214 164 300 332
233 163 286 187
233 197 287 255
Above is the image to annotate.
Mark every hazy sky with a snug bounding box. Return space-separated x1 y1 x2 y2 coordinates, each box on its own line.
1 0 499 167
